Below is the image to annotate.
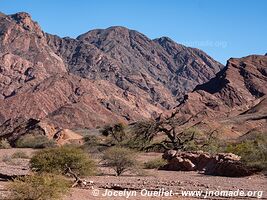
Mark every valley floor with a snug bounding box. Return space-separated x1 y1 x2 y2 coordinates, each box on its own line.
0 150 266 200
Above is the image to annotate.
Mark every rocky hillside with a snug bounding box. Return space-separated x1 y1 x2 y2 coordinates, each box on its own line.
0 12 223 129
173 55 267 139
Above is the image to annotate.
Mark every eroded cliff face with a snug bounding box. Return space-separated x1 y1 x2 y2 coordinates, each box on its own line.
0 12 67 99
0 12 224 128
194 55 267 106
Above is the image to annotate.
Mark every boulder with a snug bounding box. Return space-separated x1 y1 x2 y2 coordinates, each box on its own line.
160 150 253 177
162 150 177 161
162 151 211 171
160 156 195 171
204 153 252 177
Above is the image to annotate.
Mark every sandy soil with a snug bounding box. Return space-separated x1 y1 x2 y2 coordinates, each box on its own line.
64 153 267 200
0 149 266 200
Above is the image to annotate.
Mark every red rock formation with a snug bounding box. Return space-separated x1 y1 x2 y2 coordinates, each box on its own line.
173 55 267 139
0 12 222 128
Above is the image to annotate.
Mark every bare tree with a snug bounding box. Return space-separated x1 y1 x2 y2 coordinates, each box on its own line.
133 110 197 151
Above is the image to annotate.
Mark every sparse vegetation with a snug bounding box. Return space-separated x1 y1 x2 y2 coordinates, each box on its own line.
82 135 104 153
15 134 56 149
225 134 267 171
100 123 137 150
186 137 224 154
2 155 13 164
30 146 96 176
0 138 11 149
144 158 167 169
126 120 159 150
7 173 70 200
102 147 138 176
100 121 159 151
101 123 127 143
11 151 29 159
1 151 29 166
125 115 203 151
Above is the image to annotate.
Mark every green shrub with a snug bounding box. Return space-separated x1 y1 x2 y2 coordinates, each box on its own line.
82 135 103 153
30 146 96 176
183 127 207 151
11 151 29 159
144 158 167 169
0 139 11 149
127 120 160 150
7 173 70 200
101 123 128 145
16 134 56 149
102 147 137 176
225 135 267 171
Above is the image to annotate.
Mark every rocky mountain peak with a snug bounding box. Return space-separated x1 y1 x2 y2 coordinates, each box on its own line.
10 12 31 21
77 26 149 48
154 36 178 46
9 12 43 37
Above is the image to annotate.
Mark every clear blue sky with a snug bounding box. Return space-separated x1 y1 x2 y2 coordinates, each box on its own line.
0 0 266 64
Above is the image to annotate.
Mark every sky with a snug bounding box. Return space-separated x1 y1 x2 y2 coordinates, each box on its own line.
0 0 266 64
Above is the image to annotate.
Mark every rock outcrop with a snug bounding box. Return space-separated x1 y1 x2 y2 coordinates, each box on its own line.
0 117 43 145
0 116 84 146
161 150 211 171
160 150 253 177
204 153 252 177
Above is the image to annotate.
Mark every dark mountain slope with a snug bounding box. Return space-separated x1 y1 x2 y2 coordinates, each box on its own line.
172 55 267 139
0 12 223 128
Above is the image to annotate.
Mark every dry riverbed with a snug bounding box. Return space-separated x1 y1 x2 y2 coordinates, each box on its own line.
0 149 266 200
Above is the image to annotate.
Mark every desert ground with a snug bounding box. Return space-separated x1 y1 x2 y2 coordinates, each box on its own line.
0 149 266 200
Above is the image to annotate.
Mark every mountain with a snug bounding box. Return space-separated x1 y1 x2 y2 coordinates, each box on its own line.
0 12 223 129
174 55 267 139
46 26 223 102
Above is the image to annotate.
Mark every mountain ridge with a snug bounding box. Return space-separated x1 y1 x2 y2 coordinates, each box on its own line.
1 11 265 135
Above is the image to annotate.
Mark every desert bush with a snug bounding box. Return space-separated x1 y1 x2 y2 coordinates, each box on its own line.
11 151 29 159
30 146 96 176
126 120 159 150
225 135 267 171
0 139 11 149
101 123 128 145
144 158 167 169
2 155 13 163
102 147 138 176
182 127 205 149
83 135 99 146
200 138 226 154
16 134 56 149
2 155 28 166
82 135 104 154
2 151 29 166
7 173 70 200
121 135 152 151
100 122 155 151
